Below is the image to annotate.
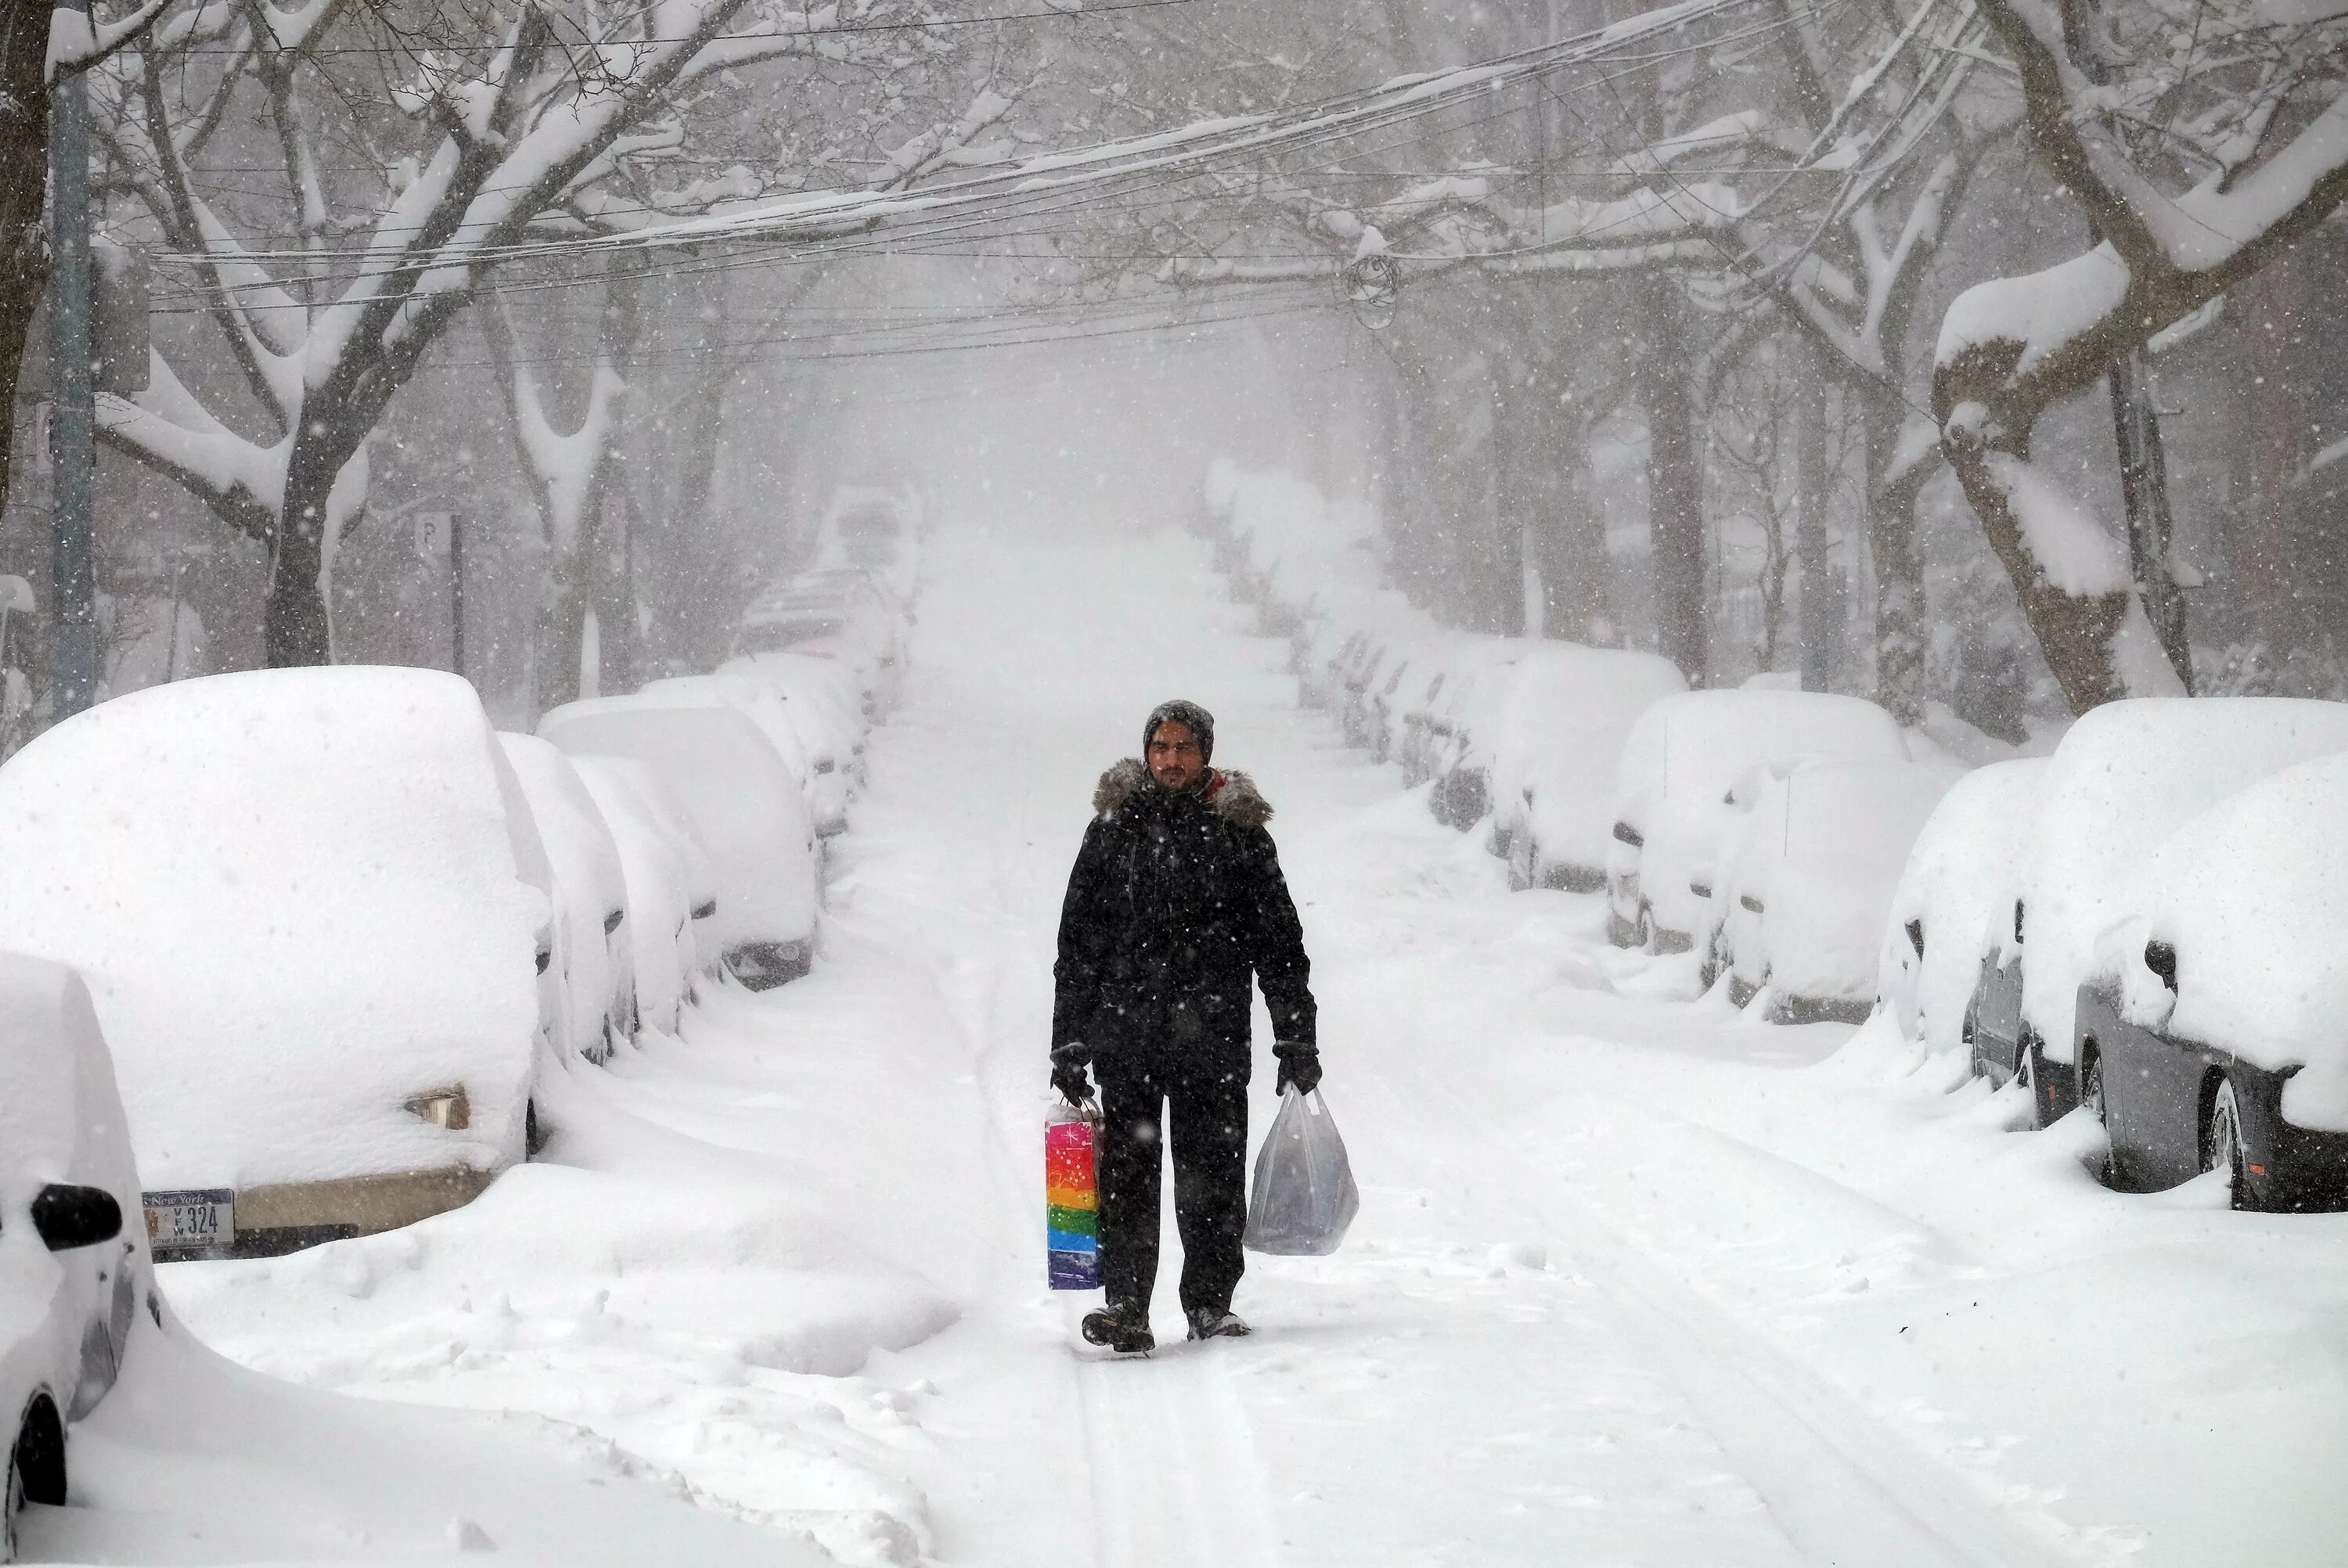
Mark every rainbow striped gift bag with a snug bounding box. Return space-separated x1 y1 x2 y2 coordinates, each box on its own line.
1046 1106 1100 1290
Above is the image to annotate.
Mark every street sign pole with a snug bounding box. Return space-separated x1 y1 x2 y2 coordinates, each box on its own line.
49 0 98 719
449 513 466 678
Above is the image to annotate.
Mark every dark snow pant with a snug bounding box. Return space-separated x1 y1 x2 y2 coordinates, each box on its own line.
1097 1062 1249 1318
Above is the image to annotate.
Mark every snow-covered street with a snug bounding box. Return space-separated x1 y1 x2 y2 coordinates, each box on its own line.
36 513 2348 1568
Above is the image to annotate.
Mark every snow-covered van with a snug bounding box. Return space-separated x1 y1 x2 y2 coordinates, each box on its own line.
0 668 553 1261
1605 690 1907 951
540 696 820 991
2075 750 2348 1210
1968 697 2348 1125
2 953 149 1558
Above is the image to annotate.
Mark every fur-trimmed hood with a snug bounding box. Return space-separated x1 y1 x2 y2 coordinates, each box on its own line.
1093 758 1273 829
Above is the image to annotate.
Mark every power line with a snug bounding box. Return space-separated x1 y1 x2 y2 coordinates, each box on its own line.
164 0 1200 56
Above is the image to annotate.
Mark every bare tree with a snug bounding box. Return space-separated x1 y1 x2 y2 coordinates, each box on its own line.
85 0 1000 667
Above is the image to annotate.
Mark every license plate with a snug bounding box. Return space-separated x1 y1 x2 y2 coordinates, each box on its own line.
144 1188 235 1254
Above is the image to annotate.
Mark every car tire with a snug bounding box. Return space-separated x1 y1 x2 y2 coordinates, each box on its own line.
4 1429 20 1566
2079 1045 2116 1184
2204 1077 2257 1211
2016 1040 2041 1127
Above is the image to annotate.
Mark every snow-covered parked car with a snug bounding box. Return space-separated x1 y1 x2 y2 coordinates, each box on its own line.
1711 759 1962 1022
540 696 820 990
1418 640 1535 823
0 668 553 1261
2073 750 2348 1210
1968 697 2348 1125
568 757 715 1036
722 649 870 786
1877 758 2047 1056
1606 690 1907 952
1488 646 1687 889
2 954 149 1559
501 735 636 1064
639 672 846 837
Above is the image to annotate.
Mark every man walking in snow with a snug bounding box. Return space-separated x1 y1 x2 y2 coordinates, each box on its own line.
1050 699 1320 1354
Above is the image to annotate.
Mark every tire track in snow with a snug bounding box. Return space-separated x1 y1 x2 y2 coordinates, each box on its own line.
1357 1041 2089 1568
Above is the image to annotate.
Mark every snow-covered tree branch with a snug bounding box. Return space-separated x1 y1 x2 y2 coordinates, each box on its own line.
1932 0 2348 711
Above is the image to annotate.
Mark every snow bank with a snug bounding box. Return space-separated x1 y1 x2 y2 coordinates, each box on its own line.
2020 697 2348 1063
1492 645 1687 878
1612 690 1908 942
2092 750 2348 1131
1722 759 1963 1011
0 668 546 1189
539 696 819 962
502 734 635 1063
1878 757 2047 1055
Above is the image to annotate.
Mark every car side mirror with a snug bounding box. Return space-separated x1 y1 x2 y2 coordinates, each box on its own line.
2145 940 2178 992
1905 918 1925 959
32 1183 123 1251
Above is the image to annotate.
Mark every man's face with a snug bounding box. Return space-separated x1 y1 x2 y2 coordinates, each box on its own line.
1147 720 1206 792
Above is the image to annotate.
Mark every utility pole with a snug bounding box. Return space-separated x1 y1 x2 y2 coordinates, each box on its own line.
48 0 97 720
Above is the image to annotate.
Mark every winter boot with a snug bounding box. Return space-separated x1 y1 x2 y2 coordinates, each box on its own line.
1185 1307 1251 1341
1081 1305 1154 1354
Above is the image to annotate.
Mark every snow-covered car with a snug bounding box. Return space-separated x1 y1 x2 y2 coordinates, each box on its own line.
1363 635 1458 766
1712 759 1963 1022
1605 690 1907 952
568 756 715 1036
736 570 904 715
1417 640 1534 822
638 672 848 836
1486 646 1687 886
0 667 553 1262
2 953 149 1559
721 650 870 785
1877 757 2047 1056
814 484 922 599
540 696 820 991
2075 750 2348 1210
1968 697 2348 1125
501 735 636 1064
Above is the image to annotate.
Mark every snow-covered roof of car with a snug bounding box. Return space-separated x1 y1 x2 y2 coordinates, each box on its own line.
2019 696 2348 1060
0 667 546 1190
2094 748 2348 1132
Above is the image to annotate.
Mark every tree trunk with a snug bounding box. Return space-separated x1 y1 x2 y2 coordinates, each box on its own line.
1943 431 2141 712
263 456 337 667
1861 392 1928 724
1488 365 1528 636
1794 343 1834 692
0 0 53 512
1637 283 1708 682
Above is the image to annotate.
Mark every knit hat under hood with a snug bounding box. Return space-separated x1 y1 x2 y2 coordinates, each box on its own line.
1143 698 1215 764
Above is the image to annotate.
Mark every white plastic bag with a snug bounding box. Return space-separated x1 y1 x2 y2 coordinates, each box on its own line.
1244 1088 1360 1255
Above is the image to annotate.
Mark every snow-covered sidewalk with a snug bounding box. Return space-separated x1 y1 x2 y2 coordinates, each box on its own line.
70 517 2348 1568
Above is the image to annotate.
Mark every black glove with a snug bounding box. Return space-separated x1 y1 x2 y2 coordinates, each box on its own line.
1273 1042 1322 1096
1050 1043 1093 1106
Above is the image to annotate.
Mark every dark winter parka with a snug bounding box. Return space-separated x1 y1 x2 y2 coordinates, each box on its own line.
1052 759 1316 1081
